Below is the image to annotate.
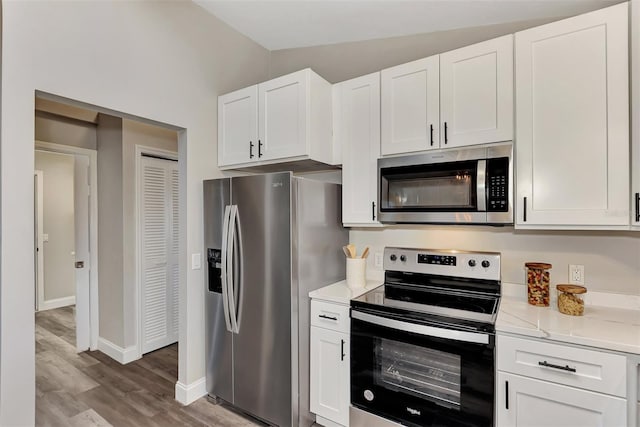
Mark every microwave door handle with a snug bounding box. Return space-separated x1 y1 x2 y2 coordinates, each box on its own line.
351 311 490 345
477 159 487 212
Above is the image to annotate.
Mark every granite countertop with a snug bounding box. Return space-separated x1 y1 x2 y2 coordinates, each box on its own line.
497 290 640 355
309 279 383 305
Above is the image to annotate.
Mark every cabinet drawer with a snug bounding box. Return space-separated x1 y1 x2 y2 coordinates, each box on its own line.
311 300 350 333
497 335 626 397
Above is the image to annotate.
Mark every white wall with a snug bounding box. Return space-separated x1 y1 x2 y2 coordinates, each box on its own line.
0 1 270 425
270 19 557 83
351 227 640 297
96 114 125 346
34 150 76 303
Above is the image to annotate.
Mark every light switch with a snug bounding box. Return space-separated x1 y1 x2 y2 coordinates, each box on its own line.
191 253 201 270
43 234 49 242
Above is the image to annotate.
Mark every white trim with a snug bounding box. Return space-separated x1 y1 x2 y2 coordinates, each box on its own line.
34 170 44 312
135 144 179 359
97 337 139 365
38 296 76 312
175 377 207 405
35 140 99 351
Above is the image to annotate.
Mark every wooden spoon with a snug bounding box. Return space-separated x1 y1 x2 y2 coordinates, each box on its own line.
342 246 351 258
346 244 356 259
361 247 370 259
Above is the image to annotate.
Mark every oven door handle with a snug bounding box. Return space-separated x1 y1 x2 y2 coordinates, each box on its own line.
352 310 490 345
476 159 487 212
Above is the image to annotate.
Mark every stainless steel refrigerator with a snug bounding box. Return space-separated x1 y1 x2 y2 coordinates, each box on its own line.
204 172 348 427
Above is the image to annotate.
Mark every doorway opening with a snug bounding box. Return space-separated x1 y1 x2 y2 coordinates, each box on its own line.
34 94 184 425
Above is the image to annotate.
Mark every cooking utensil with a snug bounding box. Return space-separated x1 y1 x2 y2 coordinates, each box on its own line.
342 246 352 258
346 244 356 259
361 247 370 259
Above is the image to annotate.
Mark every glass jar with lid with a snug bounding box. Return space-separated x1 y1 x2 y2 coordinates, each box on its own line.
525 262 552 306
556 284 587 316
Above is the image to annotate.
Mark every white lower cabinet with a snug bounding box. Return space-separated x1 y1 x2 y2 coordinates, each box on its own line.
496 334 629 427
497 372 627 427
310 300 350 427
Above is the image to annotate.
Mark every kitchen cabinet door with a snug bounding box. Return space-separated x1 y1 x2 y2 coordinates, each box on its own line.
218 85 259 167
515 3 629 228
440 35 513 148
497 372 627 427
381 55 439 155
259 70 308 161
339 72 382 227
310 325 349 427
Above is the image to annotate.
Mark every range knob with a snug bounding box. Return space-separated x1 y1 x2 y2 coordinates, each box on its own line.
390 254 397 261
481 260 491 268
400 255 407 262
468 259 476 267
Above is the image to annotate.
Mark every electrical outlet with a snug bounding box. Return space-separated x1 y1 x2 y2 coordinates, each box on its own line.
374 252 383 269
569 264 584 285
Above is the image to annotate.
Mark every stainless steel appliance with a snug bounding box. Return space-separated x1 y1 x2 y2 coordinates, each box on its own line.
204 172 348 426
350 247 501 427
377 144 512 225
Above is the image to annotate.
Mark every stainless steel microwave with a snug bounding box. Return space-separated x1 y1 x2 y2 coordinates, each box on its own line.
378 144 513 225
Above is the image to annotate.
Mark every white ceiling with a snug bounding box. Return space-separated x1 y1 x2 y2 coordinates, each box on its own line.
194 0 623 51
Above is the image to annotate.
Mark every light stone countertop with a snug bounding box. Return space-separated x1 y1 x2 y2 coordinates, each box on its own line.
309 279 383 305
497 284 640 355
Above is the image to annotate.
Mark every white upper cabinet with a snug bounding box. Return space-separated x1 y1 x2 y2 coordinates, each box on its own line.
259 69 308 161
338 72 382 227
440 35 513 148
218 69 333 169
381 56 440 155
218 86 259 166
515 3 629 228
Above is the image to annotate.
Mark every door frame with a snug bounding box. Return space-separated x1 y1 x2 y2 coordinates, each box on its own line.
135 144 179 358
34 140 99 350
34 170 44 312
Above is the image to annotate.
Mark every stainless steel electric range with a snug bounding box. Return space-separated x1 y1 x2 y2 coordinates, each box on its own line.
350 247 501 427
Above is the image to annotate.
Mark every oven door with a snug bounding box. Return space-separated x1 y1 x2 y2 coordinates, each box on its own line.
351 308 494 427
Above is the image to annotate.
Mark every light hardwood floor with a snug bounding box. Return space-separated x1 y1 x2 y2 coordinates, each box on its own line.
36 306 261 427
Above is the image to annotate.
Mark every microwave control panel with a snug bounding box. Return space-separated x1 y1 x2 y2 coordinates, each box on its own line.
487 158 509 212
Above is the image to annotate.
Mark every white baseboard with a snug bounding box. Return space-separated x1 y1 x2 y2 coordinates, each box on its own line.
97 337 139 364
39 296 76 311
175 377 207 405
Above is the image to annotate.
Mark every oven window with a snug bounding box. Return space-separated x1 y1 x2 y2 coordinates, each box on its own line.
387 174 473 209
375 338 461 409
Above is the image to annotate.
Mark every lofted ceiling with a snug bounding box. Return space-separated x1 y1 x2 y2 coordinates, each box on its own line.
194 0 624 51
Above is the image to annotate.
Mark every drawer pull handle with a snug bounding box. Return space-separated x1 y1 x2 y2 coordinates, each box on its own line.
538 360 576 373
319 314 338 321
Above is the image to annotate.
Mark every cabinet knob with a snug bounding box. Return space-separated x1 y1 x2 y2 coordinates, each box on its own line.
249 141 254 159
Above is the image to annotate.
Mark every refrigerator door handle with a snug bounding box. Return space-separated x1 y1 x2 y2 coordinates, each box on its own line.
227 205 239 334
220 205 233 332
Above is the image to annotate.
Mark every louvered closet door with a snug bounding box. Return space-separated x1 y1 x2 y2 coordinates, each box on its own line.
141 156 179 354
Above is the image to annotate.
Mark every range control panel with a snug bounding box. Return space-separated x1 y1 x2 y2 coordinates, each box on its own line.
384 247 501 281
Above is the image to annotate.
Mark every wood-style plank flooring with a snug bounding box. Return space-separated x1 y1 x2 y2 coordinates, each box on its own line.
36 306 260 427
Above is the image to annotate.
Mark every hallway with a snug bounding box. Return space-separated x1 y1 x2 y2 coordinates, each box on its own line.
35 307 259 426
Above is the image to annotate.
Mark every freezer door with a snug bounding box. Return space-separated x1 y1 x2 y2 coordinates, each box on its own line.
231 172 293 426
203 179 234 403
